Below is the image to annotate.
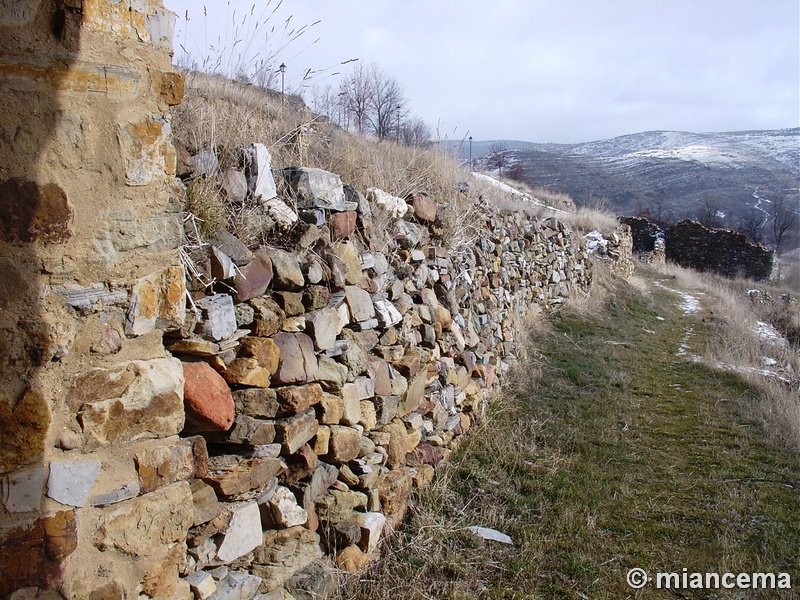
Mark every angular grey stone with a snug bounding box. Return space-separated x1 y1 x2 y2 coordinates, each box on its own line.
205 415 276 446
467 526 513 545
49 283 128 312
344 184 370 218
208 571 263 600
209 230 255 267
265 248 305 290
220 169 248 203
272 332 318 384
351 317 379 331
305 308 344 351
2 465 47 513
211 246 237 280
394 220 422 249
190 150 219 176
294 462 339 509
282 167 346 211
90 482 140 507
47 460 100 507
343 286 375 323
197 294 238 341
286 560 338 600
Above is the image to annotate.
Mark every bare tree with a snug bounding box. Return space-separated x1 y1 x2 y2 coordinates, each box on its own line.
736 206 765 244
696 194 725 228
338 63 374 134
310 84 348 128
400 118 432 147
771 195 798 254
486 142 508 175
337 63 408 139
365 64 406 139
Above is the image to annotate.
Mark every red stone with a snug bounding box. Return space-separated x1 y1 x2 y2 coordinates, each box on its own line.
408 193 437 223
234 251 273 302
329 211 357 241
407 443 446 467
182 361 235 432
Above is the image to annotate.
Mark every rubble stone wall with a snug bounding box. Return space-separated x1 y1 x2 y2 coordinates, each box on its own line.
623 216 771 278
619 217 665 266
664 220 773 280
0 1 187 598
0 3 597 599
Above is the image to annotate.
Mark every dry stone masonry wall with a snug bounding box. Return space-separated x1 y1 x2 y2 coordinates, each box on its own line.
622 216 773 279
0 2 598 599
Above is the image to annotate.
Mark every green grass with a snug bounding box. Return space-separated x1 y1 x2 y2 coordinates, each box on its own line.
339 270 800 599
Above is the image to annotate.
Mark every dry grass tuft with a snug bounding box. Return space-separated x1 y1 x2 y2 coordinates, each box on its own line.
172 73 485 253
561 206 620 235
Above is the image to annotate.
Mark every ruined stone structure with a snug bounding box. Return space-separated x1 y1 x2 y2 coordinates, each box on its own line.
0 3 607 599
665 220 773 280
619 216 665 266
1 1 186 598
623 216 772 279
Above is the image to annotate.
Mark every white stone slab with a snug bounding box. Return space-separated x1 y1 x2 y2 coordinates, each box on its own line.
47 460 100 507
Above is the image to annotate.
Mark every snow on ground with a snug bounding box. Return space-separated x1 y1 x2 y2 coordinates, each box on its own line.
655 281 790 382
755 321 788 347
652 280 701 316
676 326 695 357
471 172 568 214
624 145 750 168
677 291 701 315
582 231 607 254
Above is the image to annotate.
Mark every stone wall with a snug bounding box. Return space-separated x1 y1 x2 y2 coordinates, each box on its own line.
0 3 597 599
619 217 665 266
622 217 771 278
0 1 186 598
664 220 773 280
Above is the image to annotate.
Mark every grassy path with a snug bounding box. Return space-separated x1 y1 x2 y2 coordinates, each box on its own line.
345 270 800 599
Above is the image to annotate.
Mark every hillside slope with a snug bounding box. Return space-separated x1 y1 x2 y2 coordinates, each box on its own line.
461 129 799 251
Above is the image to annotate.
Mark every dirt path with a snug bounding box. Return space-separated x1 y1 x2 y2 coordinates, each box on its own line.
344 271 800 599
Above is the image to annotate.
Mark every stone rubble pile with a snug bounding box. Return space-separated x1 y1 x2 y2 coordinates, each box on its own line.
582 224 635 278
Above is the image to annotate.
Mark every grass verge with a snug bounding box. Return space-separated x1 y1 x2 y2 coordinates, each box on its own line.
338 268 800 599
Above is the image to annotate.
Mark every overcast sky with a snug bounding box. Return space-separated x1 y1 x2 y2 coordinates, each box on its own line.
165 0 799 144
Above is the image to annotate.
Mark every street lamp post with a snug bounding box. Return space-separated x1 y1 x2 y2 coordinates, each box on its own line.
468 136 473 171
396 105 401 142
278 63 286 104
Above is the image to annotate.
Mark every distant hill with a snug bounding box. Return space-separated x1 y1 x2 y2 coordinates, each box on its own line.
453 129 800 251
